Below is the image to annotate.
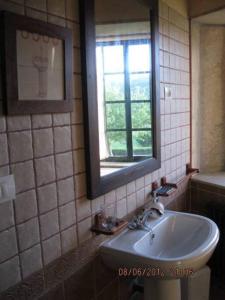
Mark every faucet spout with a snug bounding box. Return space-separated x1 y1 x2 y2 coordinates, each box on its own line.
150 190 165 215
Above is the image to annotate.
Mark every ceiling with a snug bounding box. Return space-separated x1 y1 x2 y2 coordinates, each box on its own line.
194 8 225 24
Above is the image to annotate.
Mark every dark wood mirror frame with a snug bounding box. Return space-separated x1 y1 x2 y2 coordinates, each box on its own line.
80 0 161 199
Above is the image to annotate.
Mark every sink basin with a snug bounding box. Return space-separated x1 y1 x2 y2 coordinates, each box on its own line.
100 210 219 300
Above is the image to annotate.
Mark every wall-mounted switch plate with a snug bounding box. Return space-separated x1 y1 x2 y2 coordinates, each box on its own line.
0 175 16 203
164 86 172 99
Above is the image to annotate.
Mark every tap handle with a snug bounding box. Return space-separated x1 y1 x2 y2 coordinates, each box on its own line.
151 188 160 198
152 190 157 197
151 188 162 203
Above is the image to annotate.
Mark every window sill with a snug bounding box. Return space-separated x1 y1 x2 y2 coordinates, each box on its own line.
100 162 136 176
100 161 136 168
191 172 225 189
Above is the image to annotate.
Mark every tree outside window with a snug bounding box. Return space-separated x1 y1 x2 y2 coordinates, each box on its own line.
96 39 153 162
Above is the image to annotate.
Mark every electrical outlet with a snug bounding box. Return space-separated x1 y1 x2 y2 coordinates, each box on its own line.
0 175 16 203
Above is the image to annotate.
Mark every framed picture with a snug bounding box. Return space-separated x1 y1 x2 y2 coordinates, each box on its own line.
1 11 73 115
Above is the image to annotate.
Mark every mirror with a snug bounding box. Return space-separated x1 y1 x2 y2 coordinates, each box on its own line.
80 0 160 199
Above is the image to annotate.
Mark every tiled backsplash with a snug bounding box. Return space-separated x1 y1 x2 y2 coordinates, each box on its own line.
0 179 189 300
0 0 190 295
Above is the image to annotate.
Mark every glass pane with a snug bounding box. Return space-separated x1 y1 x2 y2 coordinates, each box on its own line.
103 45 124 73
105 74 125 101
130 73 151 101
132 131 152 156
107 131 127 157
106 103 126 129
131 102 151 129
128 44 151 72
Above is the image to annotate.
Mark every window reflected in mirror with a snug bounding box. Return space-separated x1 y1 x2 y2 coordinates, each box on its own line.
95 0 153 176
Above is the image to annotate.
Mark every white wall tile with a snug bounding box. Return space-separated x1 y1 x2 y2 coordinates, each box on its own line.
0 201 14 232
42 234 61 265
33 128 54 157
55 152 73 179
35 156 56 186
40 209 59 240
17 217 40 251
7 116 31 131
0 256 21 292
37 183 58 214
61 225 77 254
11 161 35 193
20 244 42 279
15 190 37 224
58 177 75 205
59 201 76 230
0 228 18 263
0 134 8 166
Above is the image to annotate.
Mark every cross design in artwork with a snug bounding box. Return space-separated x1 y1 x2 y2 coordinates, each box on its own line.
32 46 49 98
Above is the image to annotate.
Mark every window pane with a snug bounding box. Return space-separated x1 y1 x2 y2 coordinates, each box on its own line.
105 74 125 101
131 102 151 129
130 73 151 101
132 131 152 156
103 45 124 73
128 44 151 72
106 103 126 129
96 46 103 76
107 131 127 157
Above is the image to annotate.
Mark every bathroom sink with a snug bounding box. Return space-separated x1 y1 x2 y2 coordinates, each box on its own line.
133 212 219 275
100 211 219 300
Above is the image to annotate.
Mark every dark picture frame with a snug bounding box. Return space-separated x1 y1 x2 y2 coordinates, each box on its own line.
0 11 73 115
79 0 161 199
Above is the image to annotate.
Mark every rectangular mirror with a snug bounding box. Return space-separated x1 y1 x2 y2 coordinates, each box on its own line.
80 0 160 199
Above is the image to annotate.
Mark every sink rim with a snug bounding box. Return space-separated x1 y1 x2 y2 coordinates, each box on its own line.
133 212 219 262
100 210 220 264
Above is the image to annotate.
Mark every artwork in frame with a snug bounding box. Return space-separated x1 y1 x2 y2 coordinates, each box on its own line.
17 30 65 101
0 11 73 115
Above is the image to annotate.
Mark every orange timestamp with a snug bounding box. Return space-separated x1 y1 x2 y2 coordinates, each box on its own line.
118 267 163 277
118 267 194 278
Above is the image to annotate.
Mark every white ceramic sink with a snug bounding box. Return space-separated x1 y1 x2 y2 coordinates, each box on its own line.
100 210 219 300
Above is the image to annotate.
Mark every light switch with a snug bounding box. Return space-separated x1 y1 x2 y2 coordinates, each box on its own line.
164 86 172 99
0 175 16 203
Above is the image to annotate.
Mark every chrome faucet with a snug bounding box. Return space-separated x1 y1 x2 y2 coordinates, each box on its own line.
128 210 155 243
128 189 164 233
128 210 153 231
141 210 156 226
148 190 165 216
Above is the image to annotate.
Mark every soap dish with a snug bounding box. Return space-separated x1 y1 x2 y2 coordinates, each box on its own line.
91 218 128 235
152 177 178 197
156 185 176 196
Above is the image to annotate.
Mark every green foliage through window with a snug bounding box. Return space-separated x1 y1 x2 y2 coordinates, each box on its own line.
97 40 153 161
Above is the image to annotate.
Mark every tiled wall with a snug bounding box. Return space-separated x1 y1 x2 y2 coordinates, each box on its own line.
0 181 189 300
0 0 190 295
0 0 81 292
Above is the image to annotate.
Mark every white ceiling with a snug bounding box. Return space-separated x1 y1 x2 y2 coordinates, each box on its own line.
193 8 225 25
